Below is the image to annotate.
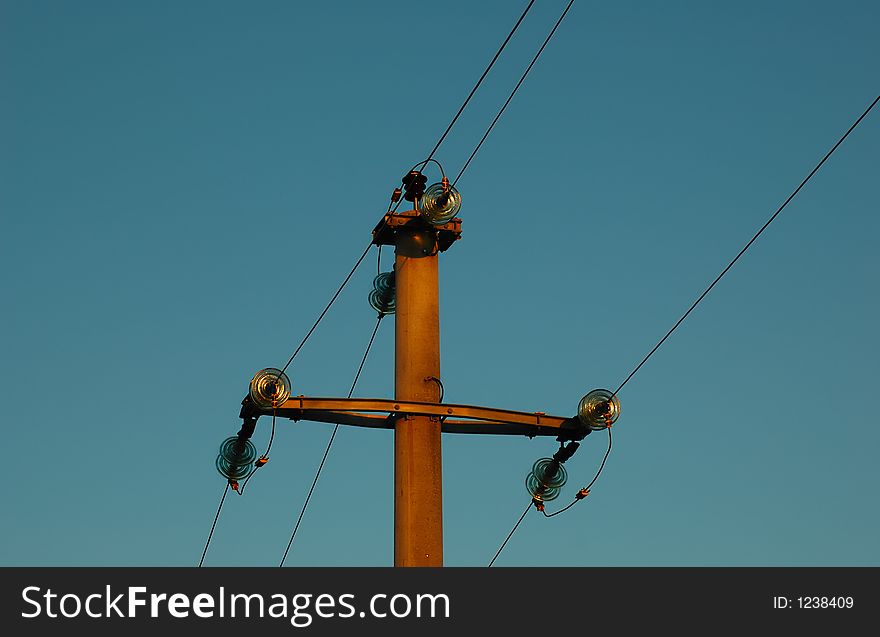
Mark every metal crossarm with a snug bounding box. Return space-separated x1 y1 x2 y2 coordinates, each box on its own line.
244 396 590 441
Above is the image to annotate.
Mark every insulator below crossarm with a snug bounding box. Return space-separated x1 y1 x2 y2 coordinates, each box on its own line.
530 458 568 489
526 474 561 502
216 436 257 481
525 457 568 501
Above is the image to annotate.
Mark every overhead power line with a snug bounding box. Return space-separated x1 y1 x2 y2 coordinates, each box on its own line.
454 0 576 186
199 2 546 569
425 0 536 165
488 502 531 567
488 427 612 565
487 93 879 567
273 1 539 374
543 427 612 518
198 483 229 567
278 243 374 376
612 93 880 398
279 315 385 567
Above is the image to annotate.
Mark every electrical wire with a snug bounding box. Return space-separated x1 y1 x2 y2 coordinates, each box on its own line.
487 93 879 562
200 2 539 569
198 241 374 564
488 501 532 567
279 315 385 566
454 0 576 186
278 243 374 377
236 411 277 496
368 1 540 264
612 93 880 398
543 427 612 518
425 0 536 165
198 482 229 567
370 0 537 237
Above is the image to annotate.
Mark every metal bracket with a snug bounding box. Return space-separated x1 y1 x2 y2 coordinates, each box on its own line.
372 210 462 252
243 395 590 441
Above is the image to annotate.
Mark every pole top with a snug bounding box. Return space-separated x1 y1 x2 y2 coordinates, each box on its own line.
372 210 462 252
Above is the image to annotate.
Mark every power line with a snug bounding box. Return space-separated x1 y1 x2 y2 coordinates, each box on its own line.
543 427 612 518
488 427 612 566
488 501 531 567
486 93 879 565
272 0 534 374
236 411 277 496
198 483 229 567
197 253 379 567
199 2 540 569
454 0 576 186
612 93 880 397
371 0 539 235
271 0 540 373
279 315 385 566
425 0 536 165
278 242 374 377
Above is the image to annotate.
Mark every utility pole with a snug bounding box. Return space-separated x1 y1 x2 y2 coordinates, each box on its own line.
393 223 443 566
231 176 613 567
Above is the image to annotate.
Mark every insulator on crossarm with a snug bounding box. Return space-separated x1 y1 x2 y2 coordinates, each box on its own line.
249 368 292 409
577 389 620 430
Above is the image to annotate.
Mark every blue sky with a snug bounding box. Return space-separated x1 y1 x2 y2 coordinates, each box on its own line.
2 0 878 567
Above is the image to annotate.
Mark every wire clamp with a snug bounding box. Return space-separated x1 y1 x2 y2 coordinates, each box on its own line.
575 488 590 500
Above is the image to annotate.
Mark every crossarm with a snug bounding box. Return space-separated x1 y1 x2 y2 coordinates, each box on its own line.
245 396 589 441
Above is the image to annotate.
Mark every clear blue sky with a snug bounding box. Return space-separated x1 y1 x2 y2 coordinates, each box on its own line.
2 0 878 567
